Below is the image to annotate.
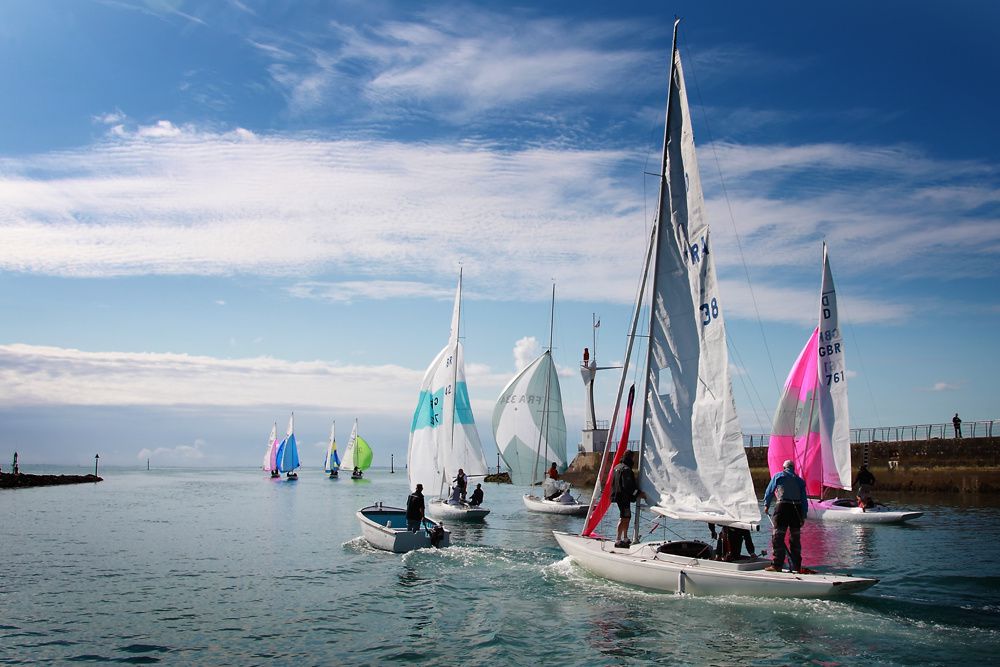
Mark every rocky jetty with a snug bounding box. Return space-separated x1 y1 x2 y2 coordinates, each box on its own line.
484 471 511 484
0 472 103 489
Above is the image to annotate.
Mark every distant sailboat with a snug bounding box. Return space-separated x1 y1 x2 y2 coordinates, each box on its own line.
262 421 280 478
768 245 922 523
275 413 300 480
341 419 373 479
324 421 341 478
493 285 587 515
410 269 491 521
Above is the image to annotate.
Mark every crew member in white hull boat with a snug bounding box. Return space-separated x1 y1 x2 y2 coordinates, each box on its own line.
854 465 876 510
545 462 561 500
468 483 484 507
763 460 807 573
611 451 644 548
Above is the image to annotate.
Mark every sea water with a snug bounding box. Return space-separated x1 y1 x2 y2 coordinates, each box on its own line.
1 467 998 666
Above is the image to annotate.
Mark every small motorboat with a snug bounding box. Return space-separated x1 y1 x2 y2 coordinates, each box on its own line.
356 503 450 553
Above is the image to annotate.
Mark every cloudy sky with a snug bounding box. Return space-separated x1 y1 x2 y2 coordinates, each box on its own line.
1 1 997 468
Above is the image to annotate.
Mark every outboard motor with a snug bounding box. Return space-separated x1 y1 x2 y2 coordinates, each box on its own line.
429 525 445 548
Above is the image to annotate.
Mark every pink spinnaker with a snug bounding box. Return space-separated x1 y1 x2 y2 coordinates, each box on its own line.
767 327 825 497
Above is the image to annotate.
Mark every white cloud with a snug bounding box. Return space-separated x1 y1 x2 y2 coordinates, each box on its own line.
137 439 208 465
0 123 996 322
513 336 540 371
921 381 960 392
0 343 422 413
288 280 454 303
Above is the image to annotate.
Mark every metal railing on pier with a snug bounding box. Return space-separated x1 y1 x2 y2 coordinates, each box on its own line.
743 419 999 447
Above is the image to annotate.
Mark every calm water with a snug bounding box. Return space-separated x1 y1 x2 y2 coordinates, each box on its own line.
2 467 998 666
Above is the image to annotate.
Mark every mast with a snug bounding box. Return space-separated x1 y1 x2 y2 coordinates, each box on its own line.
531 284 557 485
580 188 660 531
633 17 682 543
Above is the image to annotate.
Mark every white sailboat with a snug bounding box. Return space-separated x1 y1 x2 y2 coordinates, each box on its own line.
324 421 341 478
341 419 374 479
262 421 280 478
768 245 922 524
410 269 490 521
553 21 878 597
493 285 587 515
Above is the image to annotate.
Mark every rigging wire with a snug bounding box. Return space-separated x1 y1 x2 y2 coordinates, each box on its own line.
680 41 782 398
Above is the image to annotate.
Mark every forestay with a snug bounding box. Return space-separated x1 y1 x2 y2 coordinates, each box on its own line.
492 350 567 486
638 47 760 530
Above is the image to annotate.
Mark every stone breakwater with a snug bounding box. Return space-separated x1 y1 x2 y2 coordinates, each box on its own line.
564 436 1000 495
0 472 103 489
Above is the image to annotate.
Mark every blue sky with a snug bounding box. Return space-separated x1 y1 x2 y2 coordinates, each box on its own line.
1 1 997 468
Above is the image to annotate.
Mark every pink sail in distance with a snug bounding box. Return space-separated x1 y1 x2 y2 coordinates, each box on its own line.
767 327 825 497
768 244 852 497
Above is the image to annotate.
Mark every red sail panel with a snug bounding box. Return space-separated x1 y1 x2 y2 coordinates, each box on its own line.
583 385 635 536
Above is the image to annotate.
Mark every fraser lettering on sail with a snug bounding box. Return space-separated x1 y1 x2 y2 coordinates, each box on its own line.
499 393 546 405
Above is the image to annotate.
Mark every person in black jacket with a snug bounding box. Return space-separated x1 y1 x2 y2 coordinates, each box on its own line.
854 465 876 510
406 484 425 532
610 450 644 548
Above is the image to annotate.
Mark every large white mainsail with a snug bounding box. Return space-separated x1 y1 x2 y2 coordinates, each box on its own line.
816 243 852 491
636 45 760 529
493 349 567 486
408 271 488 496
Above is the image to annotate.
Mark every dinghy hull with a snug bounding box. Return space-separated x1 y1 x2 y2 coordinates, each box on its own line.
357 504 450 553
553 532 878 598
523 494 589 516
426 499 490 521
807 498 922 523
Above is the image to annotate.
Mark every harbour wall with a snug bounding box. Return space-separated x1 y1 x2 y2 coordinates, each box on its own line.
565 436 1000 495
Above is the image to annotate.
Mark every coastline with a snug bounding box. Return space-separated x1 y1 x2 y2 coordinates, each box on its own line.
0 472 103 489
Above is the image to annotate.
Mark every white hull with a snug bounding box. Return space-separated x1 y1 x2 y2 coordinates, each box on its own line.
356 504 450 553
807 498 922 524
523 494 589 516
553 532 878 598
426 499 490 521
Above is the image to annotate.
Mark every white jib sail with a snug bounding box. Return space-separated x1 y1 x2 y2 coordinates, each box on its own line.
639 48 760 529
341 420 359 471
492 350 567 486
262 422 277 470
816 244 852 490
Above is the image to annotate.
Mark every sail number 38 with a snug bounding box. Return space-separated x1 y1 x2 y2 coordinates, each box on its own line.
700 298 719 326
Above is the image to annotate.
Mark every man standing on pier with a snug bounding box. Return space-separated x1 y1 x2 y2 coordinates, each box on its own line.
953 413 962 438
